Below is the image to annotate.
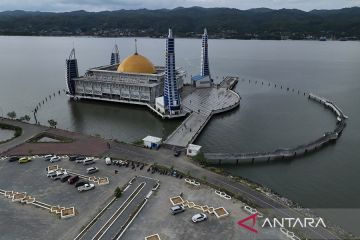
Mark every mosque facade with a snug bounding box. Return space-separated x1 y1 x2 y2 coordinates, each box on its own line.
66 28 212 117
66 29 185 115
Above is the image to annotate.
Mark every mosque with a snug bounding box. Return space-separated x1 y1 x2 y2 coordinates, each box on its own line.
66 28 211 118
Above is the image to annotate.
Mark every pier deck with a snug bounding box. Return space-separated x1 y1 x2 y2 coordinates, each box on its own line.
164 77 240 147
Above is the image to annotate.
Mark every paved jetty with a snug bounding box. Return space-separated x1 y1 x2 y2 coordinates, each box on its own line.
164 77 240 147
204 92 348 165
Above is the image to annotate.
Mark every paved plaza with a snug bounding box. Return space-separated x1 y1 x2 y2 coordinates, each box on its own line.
165 86 240 147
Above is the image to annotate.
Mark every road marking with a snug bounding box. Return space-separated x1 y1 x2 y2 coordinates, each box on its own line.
92 182 146 240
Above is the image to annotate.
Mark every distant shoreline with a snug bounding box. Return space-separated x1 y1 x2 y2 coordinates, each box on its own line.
0 7 359 40
0 34 358 41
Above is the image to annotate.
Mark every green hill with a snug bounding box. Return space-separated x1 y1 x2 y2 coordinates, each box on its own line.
0 7 359 39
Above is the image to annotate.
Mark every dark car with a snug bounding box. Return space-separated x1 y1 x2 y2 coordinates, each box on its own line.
60 175 71 182
8 156 19 162
69 155 79 161
174 150 181 157
75 181 89 188
68 175 80 184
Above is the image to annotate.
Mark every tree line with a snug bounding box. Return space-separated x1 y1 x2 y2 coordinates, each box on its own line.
0 7 359 39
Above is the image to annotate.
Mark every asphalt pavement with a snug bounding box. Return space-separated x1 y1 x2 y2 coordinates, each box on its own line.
107 142 341 240
0 118 47 154
78 176 157 240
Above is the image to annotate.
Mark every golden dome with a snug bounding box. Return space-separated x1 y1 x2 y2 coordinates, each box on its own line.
117 53 156 74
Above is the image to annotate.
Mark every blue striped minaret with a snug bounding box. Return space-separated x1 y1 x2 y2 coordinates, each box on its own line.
66 48 79 95
110 44 120 65
201 28 210 77
164 28 181 114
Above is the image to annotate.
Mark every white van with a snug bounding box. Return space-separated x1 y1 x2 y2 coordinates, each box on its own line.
105 157 112 165
83 159 94 165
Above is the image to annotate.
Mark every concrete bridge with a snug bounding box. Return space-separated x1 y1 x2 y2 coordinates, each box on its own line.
164 77 240 148
204 92 348 165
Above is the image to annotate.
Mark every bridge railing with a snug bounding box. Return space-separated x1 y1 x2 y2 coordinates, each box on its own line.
204 92 348 166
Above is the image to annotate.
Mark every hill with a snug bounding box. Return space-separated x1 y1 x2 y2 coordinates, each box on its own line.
0 7 359 39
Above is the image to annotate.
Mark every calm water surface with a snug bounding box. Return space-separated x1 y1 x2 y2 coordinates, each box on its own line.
0 36 359 234
0 129 14 141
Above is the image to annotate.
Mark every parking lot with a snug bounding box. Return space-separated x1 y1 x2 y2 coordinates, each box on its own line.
0 156 136 240
0 156 286 240
120 170 287 240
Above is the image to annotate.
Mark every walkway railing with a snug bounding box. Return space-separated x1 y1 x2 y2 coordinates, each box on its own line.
204 91 348 165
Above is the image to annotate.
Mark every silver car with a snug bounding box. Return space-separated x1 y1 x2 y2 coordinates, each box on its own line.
86 167 99 174
170 205 185 215
78 183 95 192
50 156 61 163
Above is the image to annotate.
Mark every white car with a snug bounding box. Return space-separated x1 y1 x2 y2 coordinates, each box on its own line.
51 171 67 180
75 156 86 163
43 154 53 161
49 170 67 179
192 213 207 223
78 183 95 192
47 170 57 177
50 156 61 163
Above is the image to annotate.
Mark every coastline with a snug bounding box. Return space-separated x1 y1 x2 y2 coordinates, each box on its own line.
0 117 353 239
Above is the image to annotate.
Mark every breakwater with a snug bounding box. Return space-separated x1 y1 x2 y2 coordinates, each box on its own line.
204 92 347 165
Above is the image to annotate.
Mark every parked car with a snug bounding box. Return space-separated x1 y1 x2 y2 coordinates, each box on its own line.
75 181 89 188
105 157 112 165
174 150 181 157
83 159 94 165
78 183 95 192
68 155 79 161
192 213 207 223
170 205 185 215
60 174 71 182
43 154 53 161
68 175 80 184
47 170 57 177
75 156 86 163
51 171 66 181
50 156 61 163
19 157 31 164
7 156 19 162
86 167 99 174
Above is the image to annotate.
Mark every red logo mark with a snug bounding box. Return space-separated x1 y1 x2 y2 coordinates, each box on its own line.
237 213 258 233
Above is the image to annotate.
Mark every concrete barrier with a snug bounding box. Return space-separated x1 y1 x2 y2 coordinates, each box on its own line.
205 93 347 165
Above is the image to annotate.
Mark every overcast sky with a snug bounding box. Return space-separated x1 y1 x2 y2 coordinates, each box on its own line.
0 0 359 12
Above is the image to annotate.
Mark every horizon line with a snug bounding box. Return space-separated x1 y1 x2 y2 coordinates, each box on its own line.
0 6 359 14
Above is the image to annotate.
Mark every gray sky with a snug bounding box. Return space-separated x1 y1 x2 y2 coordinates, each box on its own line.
0 0 360 12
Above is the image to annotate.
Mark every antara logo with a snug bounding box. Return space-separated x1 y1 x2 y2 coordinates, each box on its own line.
237 213 258 233
262 218 327 228
237 214 326 233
